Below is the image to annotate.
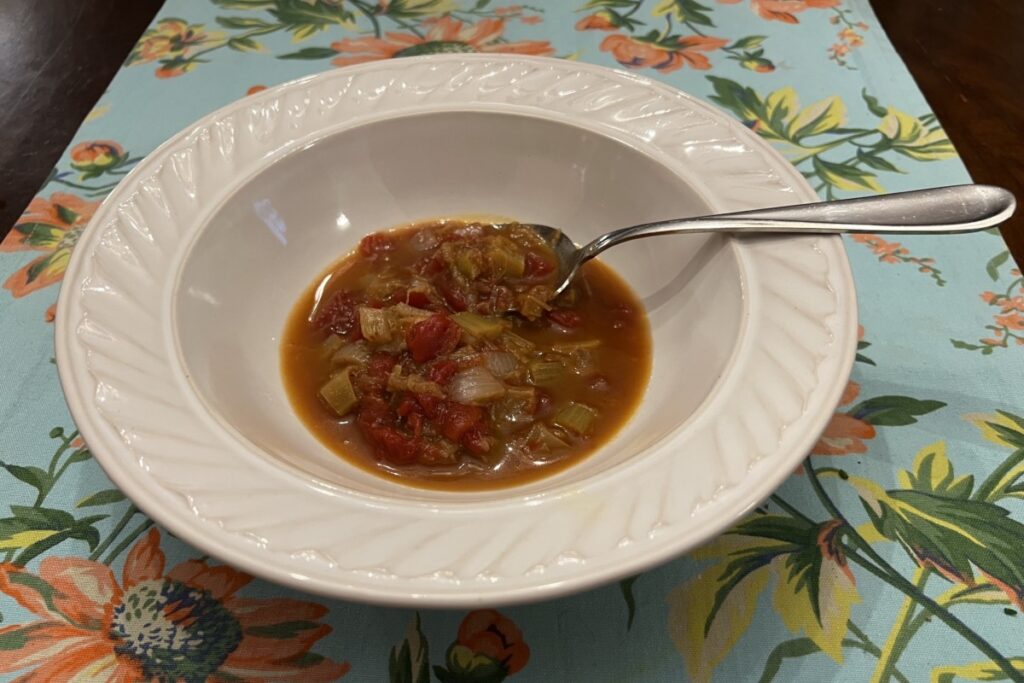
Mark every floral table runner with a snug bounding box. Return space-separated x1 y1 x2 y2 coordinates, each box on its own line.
3 1 1024 681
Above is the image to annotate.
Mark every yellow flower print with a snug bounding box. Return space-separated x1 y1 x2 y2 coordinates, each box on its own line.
878 108 957 161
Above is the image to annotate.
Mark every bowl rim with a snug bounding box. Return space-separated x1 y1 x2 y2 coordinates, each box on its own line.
55 54 857 606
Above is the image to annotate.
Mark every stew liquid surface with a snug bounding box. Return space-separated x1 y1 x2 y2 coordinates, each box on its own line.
281 219 651 490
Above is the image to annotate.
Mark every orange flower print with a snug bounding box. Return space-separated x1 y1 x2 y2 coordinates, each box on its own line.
736 0 841 24
458 609 530 674
851 234 945 285
995 312 1024 331
600 34 728 73
829 14 869 67
126 18 222 77
812 380 876 456
0 528 350 682
576 11 619 31
330 17 553 68
829 42 850 59
1 192 99 299
838 27 864 47
70 140 127 177
962 264 1024 351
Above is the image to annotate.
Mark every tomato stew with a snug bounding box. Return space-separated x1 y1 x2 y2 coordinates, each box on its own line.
280 219 651 490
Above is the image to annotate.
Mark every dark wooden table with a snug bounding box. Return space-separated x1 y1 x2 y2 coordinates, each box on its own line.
1 0 1021 260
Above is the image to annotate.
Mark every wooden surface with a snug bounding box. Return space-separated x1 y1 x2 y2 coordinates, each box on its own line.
871 0 1024 259
0 0 1020 260
0 0 164 236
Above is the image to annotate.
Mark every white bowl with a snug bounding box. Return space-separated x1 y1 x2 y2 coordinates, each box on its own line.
56 55 856 606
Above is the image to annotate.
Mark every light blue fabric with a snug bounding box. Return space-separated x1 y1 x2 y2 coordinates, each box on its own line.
2 2 1023 682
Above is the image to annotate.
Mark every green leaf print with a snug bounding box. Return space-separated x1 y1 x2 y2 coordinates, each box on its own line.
898 442 974 499
279 46 338 60
75 489 127 508
706 76 955 205
862 88 889 117
391 613 431 683
653 0 715 27
619 575 639 630
215 15 276 29
847 479 1024 608
848 396 946 426
986 250 1010 281
1 465 53 500
669 513 862 681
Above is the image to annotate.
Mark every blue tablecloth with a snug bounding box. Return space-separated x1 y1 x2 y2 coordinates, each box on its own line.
3 1 1024 681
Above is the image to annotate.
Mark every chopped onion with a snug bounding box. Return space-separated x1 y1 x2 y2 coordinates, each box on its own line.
484 351 519 378
448 366 506 405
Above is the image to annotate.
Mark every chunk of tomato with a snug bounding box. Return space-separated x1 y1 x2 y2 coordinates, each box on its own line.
524 251 554 277
547 309 583 328
312 291 359 338
425 359 459 385
371 426 419 465
406 290 432 309
437 276 470 312
462 428 491 454
359 233 395 257
406 313 461 363
437 402 483 443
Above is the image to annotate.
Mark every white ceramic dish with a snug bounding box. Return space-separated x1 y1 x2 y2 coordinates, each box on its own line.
56 55 857 607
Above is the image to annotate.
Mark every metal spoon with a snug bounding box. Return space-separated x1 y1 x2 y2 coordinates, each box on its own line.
517 184 1016 297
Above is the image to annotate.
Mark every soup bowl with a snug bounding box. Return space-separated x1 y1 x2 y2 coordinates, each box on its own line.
56 55 856 606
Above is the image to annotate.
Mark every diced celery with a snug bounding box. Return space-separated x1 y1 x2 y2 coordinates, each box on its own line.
528 360 565 387
389 303 433 334
500 331 535 353
552 340 600 374
454 251 482 280
552 402 598 436
390 302 432 319
552 340 601 353
452 312 507 339
358 306 392 344
503 222 552 251
487 242 526 278
320 334 343 357
525 423 568 451
331 341 370 367
492 387 537 434
319 368 358 416
516 285 554 320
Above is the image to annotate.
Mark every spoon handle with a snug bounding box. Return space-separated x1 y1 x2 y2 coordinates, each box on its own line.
577 184 1015 263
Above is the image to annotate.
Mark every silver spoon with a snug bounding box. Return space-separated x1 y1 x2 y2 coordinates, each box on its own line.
518 184 1016 297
